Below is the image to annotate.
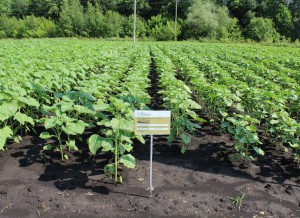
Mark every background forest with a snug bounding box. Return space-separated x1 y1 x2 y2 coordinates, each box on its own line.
0 0 299 42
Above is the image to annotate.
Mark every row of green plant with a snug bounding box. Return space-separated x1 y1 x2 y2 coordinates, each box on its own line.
151 46 205 154
86 47 152 183
187 45 300 122
165 44 300 165
158 45 264 162
0 40 154 184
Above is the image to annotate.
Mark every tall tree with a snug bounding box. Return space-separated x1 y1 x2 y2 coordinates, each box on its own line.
59 0 84 36
10 0 30 18
0 0 12 15
185 0 237 39
84 1 105 37
27 0 62 20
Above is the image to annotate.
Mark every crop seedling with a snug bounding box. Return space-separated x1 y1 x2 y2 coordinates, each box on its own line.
152 47 205 154
88 97 146 184
0 203 13 214
228 194 245 211
0 98 39 150
39 101 86 160
221 115 264 162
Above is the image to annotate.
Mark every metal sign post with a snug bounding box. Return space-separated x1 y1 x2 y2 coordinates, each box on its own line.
133 0 137 43
175 0 178 41
150 134 153 197
134 110 171 197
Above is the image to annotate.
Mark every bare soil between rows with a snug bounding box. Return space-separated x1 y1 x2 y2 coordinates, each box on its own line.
0 122 300 218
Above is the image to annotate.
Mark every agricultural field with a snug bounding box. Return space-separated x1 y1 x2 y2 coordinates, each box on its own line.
0 39 300 217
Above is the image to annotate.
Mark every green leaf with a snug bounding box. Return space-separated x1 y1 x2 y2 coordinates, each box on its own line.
14 135 22 143
14 112 34 126
120 154 136 169
193 123 201 129
249 125 257 133
88 134 113 154
67 140 78 151
110 97 130 112
135 135 145 144
85 122 96 128
17 96 39 108
289 143 300 149
106 118 133 133
43 144 52 150
183 85 192 94
270 120 279 124
119 143 133 154
0 126 13 150
0 113 9 122
240 137 248 144
104 163 115 177
74 105 94 115
44 117 57 129
40 132 52 139
220 111 228 118
0 101 18 117
60 103 73 112
167 129 177 143
181 133 191 145
180 145 187 154
62 120 85 135
253 146 265 156
64 154 69 160
93 99 110 111
190 100 201 109
236 103 244 112
1 126 13 138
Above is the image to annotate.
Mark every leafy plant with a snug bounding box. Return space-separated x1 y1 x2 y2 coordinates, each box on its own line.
88 97 146 184
40 102 86 160
152 46 204 154
228 194 245 211
221 115 264 162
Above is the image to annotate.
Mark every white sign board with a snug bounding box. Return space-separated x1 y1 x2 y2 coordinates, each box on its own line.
134 110 171 135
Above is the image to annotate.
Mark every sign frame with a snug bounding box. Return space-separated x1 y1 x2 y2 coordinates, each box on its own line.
134 110 171 197
134 110 171 135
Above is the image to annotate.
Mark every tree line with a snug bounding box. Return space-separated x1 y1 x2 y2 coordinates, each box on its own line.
0 0 299 42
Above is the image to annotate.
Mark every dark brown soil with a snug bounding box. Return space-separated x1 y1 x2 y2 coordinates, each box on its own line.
0 122 300 218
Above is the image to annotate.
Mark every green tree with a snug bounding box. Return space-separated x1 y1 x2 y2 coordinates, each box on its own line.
0 14 25 38
102 10 123 37
185 0 239 40
274 4 294 38
228 0 257 28
185 0 219 39
84 2 105 37
0 0 11 15
27 0 62 20
121 15 146 38
10 0 30 18
147 14 179 41
245 17 280 42
23 15 56 38
59 0 84 36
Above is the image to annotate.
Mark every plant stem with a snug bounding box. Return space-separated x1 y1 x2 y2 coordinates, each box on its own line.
54 128 64 160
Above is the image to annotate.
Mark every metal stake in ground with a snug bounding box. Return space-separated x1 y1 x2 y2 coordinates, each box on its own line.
150 134 154 197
